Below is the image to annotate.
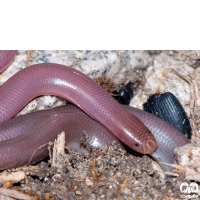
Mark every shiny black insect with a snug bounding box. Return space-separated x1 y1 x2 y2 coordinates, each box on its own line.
113 81 134 105
143 92 192 139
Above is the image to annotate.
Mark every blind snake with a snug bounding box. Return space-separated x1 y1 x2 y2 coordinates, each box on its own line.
0 50 189 175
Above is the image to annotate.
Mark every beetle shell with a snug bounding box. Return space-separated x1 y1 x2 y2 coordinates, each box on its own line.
143 92 192 139
113 81 134 105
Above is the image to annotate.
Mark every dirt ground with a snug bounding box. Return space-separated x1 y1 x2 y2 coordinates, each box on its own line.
0 50 200 200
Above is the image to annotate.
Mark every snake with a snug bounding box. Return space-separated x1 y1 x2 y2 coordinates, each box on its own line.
0 50 189 176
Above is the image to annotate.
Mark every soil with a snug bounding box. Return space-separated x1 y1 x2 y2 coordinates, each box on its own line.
13 142 188 200
0 50 200 200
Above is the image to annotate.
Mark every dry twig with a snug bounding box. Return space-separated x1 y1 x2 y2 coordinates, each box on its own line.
0 188 32 200
172 69 200 140
52 132 65 167
27 142 53 166
0 171 25 184
161 162 200 181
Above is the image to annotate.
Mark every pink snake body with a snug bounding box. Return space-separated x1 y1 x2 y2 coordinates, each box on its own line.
0 50 189 174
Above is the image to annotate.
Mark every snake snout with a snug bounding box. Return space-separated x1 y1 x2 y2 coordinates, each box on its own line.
137 136 157 154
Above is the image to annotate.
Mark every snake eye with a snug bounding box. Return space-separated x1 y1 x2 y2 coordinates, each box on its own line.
135 142 139 147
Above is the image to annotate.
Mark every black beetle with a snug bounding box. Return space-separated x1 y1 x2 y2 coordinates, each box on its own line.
143 92 192 139
112 81 134 105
